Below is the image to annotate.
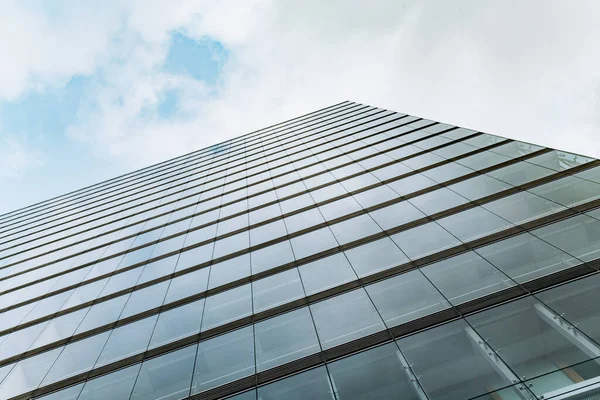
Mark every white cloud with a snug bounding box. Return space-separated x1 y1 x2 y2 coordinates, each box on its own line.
0 134 43 180
2 0 600 174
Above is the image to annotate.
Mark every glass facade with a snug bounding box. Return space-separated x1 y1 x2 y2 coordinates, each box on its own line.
0 101 599 399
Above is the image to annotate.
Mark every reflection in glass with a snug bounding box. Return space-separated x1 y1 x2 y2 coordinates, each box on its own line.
310 288 385 349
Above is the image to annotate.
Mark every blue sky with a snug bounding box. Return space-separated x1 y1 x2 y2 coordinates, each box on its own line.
1 1 599 215
0 26 229 214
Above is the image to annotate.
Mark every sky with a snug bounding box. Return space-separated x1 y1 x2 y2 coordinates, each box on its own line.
0 0 599 215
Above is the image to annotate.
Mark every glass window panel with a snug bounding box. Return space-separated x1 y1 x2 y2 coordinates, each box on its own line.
120 281 169 319
491 141 542 157
386 173 437 197
78 364 140 400
130 345 196 400
183 224 217 247
75 295 129 334
149 300 204 349
457 150 511 170
344 237 408 277
1 322 49 360
137 255 179 285
31 308 88 350
487 159 555 186
397 319 514 400
421 251 515 306
436 206 514 242
249 220 287 246
527 150 593 171
421 161 473 183
175 243 214 272
409 187 468 216
529 176 600 208
475 232 581 284
366 270 449 328
310 288 385 349
310 183 347 203
279 193 314 214
208 254 250 289
0 348 62 399
283 208 325 234
483 191 566 225
467 296 596 380
21 289 74 324
34 383 83 400
299 253 357 295
213 231 249 259
255 308 320 371
217 215 248 237
532 214 600 262
42 331 110 385
99 268 143 297
201 284 252 330
164 267 210 303
291 228 338 260
318 197 362 221
191 326 255 395
328 343 423 400
329 214 382 245
248 204 281 225
257 366 333 400
250 241 295 274
448 174 512 200
368 200 425 230
252 269 305 313
95 315 158 367
576 165 600 183
341 173 380 193
391 222 461 260
371 163 412 181
352 185 398 209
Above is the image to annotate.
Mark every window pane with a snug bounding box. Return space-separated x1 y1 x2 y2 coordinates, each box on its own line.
436 206 514 242
284 209 325 234
0 348 61 399
149 300 204 349
408 187 468 216
291 228 338 260
191 326 255 394
120 281 169 319
299 253 357 295
531 214 600 262
366 270 449 328
250 241 295 274
78 364 140 400
344 237 408 278
467 296 596 380
252 269 305 313
213 231 249 259
391 222 461 260
421 251 515 306
164 267 210 304
254 308 320 371
75 295 129 334
42 331 110 385
448 174 512 201
483 191 566 225
328 343 423 399
310 288 385 349
329 215 382 245
257 366 333 400
201 284 252 330
130 345 196 400
397 319 513 400
208 254 251 289
96 315 158 367
529 176 600 208
368 201 425 230
475 232 581 284
34 383 83 400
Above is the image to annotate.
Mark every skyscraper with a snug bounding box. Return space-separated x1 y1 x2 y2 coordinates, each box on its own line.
0 101 600 400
